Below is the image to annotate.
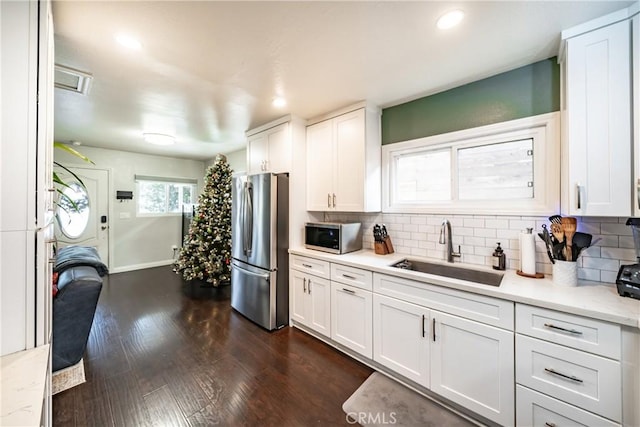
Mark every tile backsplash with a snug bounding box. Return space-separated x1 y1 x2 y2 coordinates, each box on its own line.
325 212 637 285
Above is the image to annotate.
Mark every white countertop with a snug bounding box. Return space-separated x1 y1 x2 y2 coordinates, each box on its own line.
289 248 640 328
0 345 50 426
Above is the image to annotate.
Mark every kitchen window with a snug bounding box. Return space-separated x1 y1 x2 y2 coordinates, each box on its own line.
382 113 560 215
135 175 198 216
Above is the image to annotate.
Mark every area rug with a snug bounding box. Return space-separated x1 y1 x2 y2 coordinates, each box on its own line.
343 372 476 426
52 358 86 395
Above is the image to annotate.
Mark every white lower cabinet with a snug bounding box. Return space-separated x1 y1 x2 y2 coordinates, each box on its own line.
515 303 623 426
431 310 514 426
517 385 620 427
290 269 331 337
373 273 514 426
331 283 372 358
373 294 430 388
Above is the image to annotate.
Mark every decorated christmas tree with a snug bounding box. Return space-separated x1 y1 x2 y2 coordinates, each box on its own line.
174 154 232 286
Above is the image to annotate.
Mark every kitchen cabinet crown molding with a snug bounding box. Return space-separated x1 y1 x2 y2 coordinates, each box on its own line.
245 114 305 137
558 4 639 62
306 101 380 127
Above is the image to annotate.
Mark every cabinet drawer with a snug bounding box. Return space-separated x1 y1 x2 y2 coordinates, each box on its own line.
290 255 330 279
516 335 621 422
516 304 621 359
516 385 619 427
373 273 513 329
331 263 372 291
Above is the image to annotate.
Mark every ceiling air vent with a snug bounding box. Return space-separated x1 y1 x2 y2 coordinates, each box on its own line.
54 64 92 95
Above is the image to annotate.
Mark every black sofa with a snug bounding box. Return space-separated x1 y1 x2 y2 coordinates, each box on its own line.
52 246 107 372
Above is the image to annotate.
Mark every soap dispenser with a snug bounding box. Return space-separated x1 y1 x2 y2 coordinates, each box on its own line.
492 242 506 271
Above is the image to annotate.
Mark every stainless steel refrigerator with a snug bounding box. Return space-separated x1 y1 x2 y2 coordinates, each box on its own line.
231 173 289 330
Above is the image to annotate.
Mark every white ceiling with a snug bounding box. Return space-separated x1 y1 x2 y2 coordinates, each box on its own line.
53 1 633 161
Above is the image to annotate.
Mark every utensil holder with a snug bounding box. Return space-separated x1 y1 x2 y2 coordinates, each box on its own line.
374 241 388 255
552 260 578 287
383 236 394 254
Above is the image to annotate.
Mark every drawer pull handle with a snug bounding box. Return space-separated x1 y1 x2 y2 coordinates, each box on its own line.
342 288 355 294
342 274 356 280
545 423 556 427
302 263 313 268
543 323 583 335
544 368 583 383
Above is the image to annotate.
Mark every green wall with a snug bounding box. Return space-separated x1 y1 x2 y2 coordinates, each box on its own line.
381 57 560 145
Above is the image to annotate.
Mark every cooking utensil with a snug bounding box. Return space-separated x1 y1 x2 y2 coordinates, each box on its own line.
549 214 563 225
550 223 565 247
373 224 382 242
553 242 566 261
561 217 577 261
540 225 555 264
573 231 593 258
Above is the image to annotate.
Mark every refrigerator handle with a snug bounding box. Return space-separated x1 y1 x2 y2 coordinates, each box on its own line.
231 262 270 280
242 182 248 255
245 181 254 256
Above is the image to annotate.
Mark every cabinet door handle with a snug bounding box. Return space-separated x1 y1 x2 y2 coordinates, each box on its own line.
308 280 311 295
637 179 640 210
432 318 436 342
576 182 581 210
303 278 307 293
327 193 331 208
544 368 583 383
332 193 336 208
545 423 556 427
342 274 356 280
543 323 583 335
342 288 355 294
422 315 426 338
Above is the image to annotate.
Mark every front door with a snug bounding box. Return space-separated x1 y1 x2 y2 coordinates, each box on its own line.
55 167 109 266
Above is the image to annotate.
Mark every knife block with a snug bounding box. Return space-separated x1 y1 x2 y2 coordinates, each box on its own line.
374 236 395 255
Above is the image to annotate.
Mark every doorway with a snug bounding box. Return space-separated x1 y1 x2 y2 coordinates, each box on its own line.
55 167 110 266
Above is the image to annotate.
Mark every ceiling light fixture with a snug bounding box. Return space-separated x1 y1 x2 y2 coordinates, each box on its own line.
115 33 142 50
272 97 287 108
143 133 175 146
437 10 465 30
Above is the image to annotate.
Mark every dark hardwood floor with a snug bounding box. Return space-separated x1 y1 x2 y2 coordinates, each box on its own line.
52 266 373 426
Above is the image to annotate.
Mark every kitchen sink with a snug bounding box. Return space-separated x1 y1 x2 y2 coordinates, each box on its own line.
391 259 503 287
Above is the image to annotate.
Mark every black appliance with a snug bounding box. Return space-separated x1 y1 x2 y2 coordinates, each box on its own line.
616 218 640 300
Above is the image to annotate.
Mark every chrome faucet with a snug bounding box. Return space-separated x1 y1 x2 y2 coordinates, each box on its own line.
439 219 461 263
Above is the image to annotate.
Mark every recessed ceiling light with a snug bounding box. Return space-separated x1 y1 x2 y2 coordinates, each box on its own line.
71 141 82 146
115 33 142 50
272 97 287 108
437 10 464 30
143 133 175 146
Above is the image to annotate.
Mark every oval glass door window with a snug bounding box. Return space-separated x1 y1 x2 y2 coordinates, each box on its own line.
57 183 90 238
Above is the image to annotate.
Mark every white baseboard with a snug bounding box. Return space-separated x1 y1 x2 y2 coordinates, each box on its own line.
110 259 175 274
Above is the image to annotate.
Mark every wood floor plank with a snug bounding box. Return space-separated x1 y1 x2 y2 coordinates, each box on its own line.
143 385 190 427
53 266 372 426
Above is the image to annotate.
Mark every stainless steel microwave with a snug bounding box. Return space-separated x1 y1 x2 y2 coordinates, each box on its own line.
304 222 362 254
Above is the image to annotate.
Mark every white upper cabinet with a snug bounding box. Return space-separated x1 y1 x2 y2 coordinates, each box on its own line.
246 120 291 174
561 11 634 216
306 103 381 212
634 14 640 216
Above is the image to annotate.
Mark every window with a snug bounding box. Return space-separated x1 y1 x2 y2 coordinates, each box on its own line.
135 175 197 216
382 113 560 215
57 182 90 238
